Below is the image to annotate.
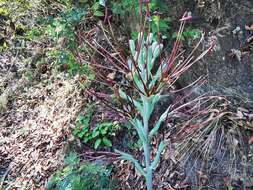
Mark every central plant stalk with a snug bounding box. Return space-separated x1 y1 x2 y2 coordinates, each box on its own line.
143 115 152 190
116 33 167 190
86 1 213 187
114 11 208 188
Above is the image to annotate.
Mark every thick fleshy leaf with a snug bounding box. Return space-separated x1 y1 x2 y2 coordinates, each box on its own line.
115 149 146 176
92 130 100 138
148 67 163 89
127 59 134 70
153 44 163 59
137 32 144 46
133 72 144 93
141 94 161 122
151 41 158 53
150 141 167 170
146 33 153 44
147 46 153 77
129 40 135 57
131 118 147 143
133 99 143 116
149 106 171 138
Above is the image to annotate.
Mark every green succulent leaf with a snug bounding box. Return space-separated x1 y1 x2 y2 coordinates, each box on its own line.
133 99 143 116
100 128 107 135
146 33 153 44
153 43 163 59
149 106 171 138
131 118 147 143
115 149 145 176
133 72 145 93
149 68 162 89
150 141 166 170
129 39 135 57
141 94 161 122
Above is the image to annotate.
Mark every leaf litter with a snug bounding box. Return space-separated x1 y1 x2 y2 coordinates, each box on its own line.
0 53 86 189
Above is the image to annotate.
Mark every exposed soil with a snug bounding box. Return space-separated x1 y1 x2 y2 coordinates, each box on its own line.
175 0 253 99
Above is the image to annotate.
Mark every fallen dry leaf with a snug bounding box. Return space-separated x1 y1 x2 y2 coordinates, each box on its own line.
107 72 116 80
197 170 208 184
245 24 253 31
248 136 253 144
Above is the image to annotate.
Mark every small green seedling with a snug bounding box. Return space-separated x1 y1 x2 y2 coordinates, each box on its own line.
74 106 120 149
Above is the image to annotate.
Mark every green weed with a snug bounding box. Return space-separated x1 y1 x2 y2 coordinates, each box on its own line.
73 105 120 149
45 152 116 190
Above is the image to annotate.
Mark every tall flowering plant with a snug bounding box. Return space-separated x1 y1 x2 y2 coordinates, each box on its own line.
84 2 215 189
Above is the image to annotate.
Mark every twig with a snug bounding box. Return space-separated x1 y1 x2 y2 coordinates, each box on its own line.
0 166 11 188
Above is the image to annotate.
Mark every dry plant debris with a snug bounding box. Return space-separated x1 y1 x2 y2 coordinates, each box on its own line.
0 55 85 189
112 98 253 190
245 24 253 31
229 24 253 61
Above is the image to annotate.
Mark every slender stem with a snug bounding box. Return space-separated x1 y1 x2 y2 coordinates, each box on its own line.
146 167 153 190
143 114 153 190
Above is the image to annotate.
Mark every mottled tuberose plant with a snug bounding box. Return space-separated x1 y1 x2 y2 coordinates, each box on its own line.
115 18 213 190
115 32 167 190
84 2 215 189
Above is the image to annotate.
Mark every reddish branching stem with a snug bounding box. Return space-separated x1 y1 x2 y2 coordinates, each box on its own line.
139 0 143 17
145 0 150 18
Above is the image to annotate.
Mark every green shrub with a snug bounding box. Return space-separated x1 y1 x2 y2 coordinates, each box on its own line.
111 0 170 39
45 152 116 190
41 7 88 75
92 122 120 149
25 2 96 80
